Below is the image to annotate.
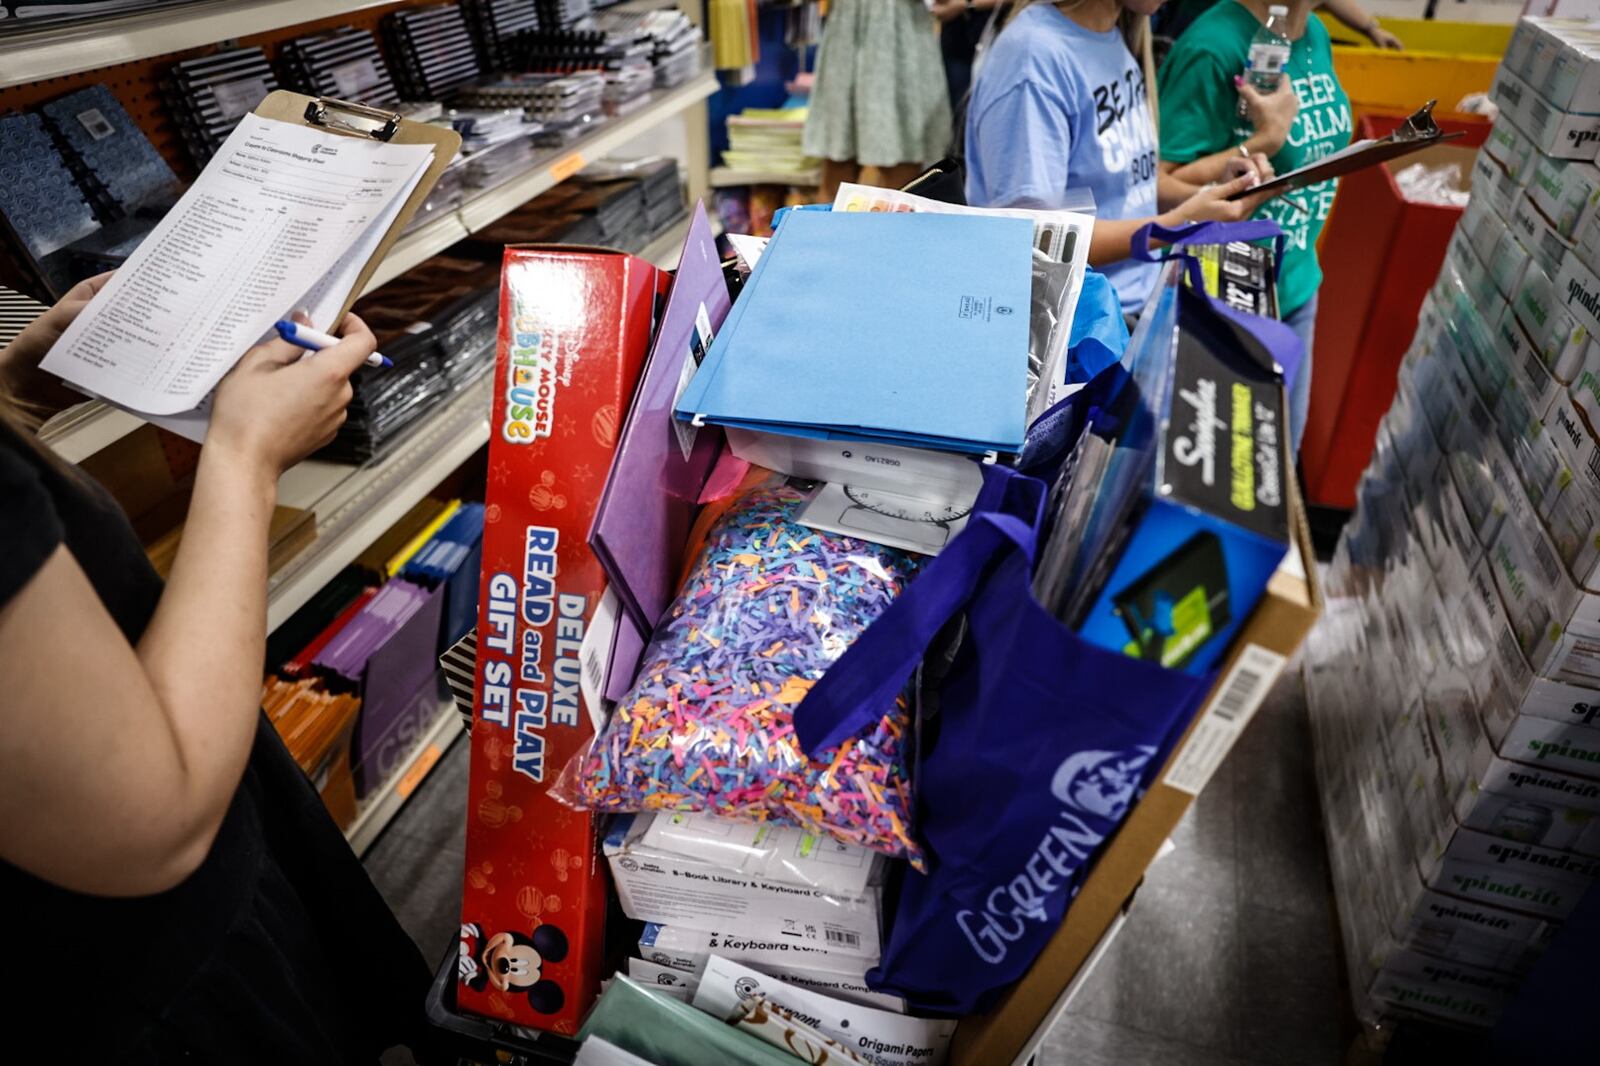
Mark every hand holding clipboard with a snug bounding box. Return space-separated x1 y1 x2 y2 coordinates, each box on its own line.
1226 100 1463 201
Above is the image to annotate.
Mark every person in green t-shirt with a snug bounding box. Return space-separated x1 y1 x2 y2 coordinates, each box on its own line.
1158 0 1352 456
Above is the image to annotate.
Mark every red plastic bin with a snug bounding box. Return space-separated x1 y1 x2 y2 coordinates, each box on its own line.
1301 112 1489 511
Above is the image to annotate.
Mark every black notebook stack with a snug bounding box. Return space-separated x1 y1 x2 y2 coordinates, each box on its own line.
326 281 500 464
165 47 280 166
455 156 681 253
461 0 543 72
383 4 484 102
567 156 683 252
326 327 452 464
536 0 593 29
0 83 186 297
278 27 401 107
530 72 605 142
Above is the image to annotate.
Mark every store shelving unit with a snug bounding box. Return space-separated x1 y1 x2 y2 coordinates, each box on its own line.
38 402 144 465
710 165 819 188
345 693 462 854
8 0 714 851
268 373 492 631
0 0 397 89
42 70 717 464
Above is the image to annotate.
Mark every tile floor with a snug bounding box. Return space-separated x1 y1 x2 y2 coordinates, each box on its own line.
365 669 1354 1064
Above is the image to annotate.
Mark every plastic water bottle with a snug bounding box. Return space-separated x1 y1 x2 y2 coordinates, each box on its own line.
1238 5 1291 116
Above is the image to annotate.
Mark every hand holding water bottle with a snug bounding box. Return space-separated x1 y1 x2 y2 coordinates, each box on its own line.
1236 76 1300 157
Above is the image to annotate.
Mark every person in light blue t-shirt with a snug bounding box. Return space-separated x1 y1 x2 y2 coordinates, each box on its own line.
966 0 1287 316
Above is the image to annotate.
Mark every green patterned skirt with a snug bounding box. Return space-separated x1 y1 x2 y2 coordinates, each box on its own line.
801 0 954 167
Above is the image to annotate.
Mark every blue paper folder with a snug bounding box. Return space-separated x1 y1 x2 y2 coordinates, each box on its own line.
674 211 1033 455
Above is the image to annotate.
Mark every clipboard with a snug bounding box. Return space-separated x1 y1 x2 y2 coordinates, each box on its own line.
1226 100 1464 201
251 91 462 315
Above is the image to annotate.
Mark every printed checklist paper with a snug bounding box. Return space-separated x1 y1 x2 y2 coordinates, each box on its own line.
42 115 433 423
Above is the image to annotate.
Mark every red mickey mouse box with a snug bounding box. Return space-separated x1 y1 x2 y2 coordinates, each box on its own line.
459 246 662 1032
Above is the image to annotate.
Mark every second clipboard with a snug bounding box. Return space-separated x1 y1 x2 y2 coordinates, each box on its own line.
1226 100 1464 201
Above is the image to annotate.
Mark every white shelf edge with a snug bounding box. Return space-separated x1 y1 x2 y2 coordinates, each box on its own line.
266 382 490 632
710 166 819 189
345 696 461 855
38 402 144 464
44 72 716 465
0 0 399 88
364 213 473 295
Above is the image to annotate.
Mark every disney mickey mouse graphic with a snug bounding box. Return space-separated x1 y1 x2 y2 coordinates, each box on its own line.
459 921 568 1013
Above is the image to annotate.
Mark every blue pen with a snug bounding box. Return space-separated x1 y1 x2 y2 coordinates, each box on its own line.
274 319 392 368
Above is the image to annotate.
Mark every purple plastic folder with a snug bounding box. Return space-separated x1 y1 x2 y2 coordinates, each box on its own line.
589 202 732 700
312 578 444 781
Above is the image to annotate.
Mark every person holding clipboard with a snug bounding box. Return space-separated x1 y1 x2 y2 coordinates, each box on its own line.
963 0 1285 320
0 277 430 1061
1159 0 1354 454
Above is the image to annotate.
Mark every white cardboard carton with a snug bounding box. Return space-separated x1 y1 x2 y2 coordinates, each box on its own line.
1485 116 1539 189
691 956 958 1066
1367 947 1519 1028
636 923 902 1012
1527 153 1600 239
1511 190 1577 279
603 815 882 953
1514 255 1588 382
1471 148 1524 221
1493 66 1600 160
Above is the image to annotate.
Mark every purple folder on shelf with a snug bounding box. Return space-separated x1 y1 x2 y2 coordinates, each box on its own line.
312 577 444 784
590 201 732 700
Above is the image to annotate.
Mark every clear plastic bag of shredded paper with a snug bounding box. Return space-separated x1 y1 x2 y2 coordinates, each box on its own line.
558 472 925 866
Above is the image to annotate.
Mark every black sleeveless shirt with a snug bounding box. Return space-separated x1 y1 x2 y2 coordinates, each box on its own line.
0 419 430 1063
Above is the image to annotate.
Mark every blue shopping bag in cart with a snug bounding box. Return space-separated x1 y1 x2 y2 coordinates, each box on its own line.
793 452 1209 1014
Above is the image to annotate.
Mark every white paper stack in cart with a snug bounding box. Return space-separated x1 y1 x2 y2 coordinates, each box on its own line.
603 812 887 962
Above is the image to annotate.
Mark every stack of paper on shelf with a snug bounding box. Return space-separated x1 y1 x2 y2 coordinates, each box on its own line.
723 107 814 175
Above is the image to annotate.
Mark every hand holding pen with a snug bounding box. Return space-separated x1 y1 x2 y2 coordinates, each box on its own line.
211 312 380 477
275 317 392 368
1229 144 1308 216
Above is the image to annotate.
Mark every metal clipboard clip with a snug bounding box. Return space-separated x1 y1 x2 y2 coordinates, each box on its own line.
302 97 401 142
1393 100 1443 143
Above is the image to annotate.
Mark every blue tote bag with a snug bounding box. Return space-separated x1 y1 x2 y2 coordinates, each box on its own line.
793 222 1297 1014
793 454 1208 1013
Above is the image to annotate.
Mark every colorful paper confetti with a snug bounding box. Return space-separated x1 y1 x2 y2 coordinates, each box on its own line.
576 479 924 865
